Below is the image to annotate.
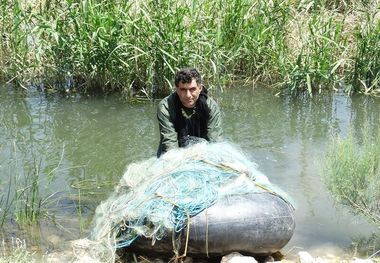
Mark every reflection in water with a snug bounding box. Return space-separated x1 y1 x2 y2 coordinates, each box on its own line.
217 87 380 257
0 86 379 258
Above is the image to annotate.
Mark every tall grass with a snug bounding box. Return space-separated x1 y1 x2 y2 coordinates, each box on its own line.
297 0 371 12
0 1 36 87
1 0 380 96
351 11 380 95
280 10 348 96
323 125 380 228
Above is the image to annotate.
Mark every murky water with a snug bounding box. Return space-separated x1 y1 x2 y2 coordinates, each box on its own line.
0 85 379 259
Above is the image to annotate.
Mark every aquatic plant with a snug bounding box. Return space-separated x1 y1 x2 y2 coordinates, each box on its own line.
0 157 47 225
323 125 380 228
0 143 63 226
351 234 380 259
14 159 45 224
0 250 33 263
0 238 33 263
0 174 15 227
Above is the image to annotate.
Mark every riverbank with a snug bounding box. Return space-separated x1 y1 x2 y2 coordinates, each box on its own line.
3 248 379 263
2 235 379 263
1 0 380 96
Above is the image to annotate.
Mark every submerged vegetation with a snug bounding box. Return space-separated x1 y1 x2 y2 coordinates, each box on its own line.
0 238 34 263
0 151 51 226
323 125 380 229
0 143 82 227
1 0 380 96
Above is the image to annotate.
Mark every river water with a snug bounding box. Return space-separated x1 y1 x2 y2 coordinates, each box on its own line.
0 85 379 259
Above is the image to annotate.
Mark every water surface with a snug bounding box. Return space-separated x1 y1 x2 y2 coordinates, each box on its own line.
0 86 379 259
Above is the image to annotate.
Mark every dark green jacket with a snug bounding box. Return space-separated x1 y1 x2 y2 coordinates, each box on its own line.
157 92 222 155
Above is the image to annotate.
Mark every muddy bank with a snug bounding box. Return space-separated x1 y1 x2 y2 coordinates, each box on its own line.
41 249 380 263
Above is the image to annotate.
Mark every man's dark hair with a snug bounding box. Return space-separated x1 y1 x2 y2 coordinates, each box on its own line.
174 68 202 87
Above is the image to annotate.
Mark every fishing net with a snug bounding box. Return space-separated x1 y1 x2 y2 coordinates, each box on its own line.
71 141 292 263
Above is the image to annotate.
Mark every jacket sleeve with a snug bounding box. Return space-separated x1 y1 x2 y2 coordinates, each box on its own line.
157 97 179 153
207 97 223 142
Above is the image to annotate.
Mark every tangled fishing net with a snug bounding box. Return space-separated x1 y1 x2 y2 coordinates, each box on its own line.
71 141 291 262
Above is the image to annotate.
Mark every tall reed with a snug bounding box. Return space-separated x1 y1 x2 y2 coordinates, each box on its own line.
1 0 380 96
280 10 347 95
351 10 380 95
211 0 291 82
0 1 37 87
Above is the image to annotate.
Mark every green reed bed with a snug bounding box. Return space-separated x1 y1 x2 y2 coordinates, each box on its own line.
323 125 380 228
1 0 380 96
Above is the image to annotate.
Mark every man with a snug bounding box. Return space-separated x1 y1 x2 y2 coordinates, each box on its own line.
157 68 222 157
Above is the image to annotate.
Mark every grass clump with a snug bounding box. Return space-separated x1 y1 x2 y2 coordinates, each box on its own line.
323 125 380 227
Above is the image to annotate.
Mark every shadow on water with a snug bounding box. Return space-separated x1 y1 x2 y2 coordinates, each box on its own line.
0 85 379 259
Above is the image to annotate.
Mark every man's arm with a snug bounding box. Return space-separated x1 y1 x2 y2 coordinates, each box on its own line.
157 97 179 154
207 97 223 142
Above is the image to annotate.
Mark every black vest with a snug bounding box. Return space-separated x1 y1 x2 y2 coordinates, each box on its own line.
173 88 211 147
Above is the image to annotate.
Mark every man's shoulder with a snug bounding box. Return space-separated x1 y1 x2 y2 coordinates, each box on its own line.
207 95 217 103
157 93 177 119
206 95 220 110
158 93 175 108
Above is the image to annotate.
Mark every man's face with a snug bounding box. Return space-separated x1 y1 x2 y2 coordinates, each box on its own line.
176 78 202 108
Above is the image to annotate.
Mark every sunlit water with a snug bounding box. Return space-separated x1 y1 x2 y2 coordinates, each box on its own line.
0 86 379 259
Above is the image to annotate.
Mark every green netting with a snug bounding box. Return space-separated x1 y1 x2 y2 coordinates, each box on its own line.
72 141 292 262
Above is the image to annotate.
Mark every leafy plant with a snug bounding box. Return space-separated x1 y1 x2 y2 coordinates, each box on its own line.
323 125 380 227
